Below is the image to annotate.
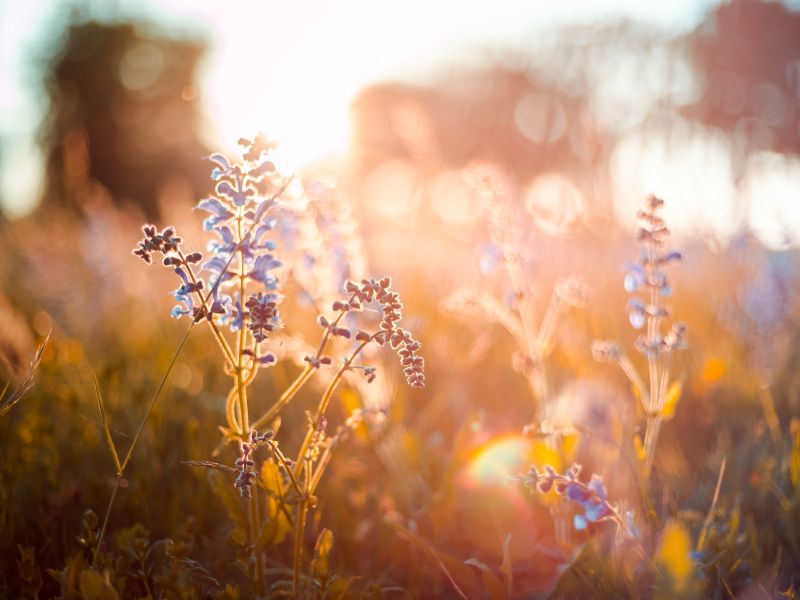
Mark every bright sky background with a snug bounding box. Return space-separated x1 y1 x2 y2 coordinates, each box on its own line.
2 0 799 248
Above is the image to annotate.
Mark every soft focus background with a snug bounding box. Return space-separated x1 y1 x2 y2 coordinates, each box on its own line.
2 0 800 597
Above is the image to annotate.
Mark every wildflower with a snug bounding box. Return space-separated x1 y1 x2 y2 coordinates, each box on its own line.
593 194 688 475
245 293 280 343
336 277 426 388
528 463 621 531
134 136 288 358
234 429 275 498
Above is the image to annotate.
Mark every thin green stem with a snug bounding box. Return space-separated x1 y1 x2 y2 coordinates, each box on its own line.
534 293 561 357
290 336 371 597
644 415 662 477
268 442 305 498
236 207 250 436
93 474 123 565
293 500 309 597
293 339 371 478
250 365 315 431
250 298 355 433
250 487 265 594
120 321 195 473
309 447 333 494
618 353 649 409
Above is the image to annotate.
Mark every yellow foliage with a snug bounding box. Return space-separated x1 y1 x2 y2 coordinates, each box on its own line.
341 388 369 439
257 459 292 548
633 434 646 463
656 520 693 593
560 431 579 463
79 570 119 600
529 440 561 472
660 381 683 421
312 528 334 582
702 357 726 383
790 419 800 490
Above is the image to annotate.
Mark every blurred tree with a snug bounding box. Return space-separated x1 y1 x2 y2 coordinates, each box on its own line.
350 67 607 213
349 21 704 221
40 19 210 218
688 0 800 165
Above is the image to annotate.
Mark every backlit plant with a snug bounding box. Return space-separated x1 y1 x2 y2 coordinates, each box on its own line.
593 194 687 476
119 135 425 596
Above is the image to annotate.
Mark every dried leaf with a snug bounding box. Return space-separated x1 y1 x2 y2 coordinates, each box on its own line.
256 460 291 549
311 528 334 582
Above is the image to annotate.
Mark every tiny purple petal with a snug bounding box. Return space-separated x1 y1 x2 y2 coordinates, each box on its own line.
196 198 233 219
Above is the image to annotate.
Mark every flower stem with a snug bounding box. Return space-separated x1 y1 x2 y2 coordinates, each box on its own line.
293 499 309 597
250 485 265 594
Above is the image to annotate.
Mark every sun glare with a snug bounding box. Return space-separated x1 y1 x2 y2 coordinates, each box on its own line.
466 435 532 488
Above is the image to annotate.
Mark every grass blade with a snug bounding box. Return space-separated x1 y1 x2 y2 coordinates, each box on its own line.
92 369 122 475
0 379 11 405
0 331 50 419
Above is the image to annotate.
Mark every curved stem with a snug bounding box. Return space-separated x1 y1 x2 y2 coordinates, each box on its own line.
290 336 371 598
236 207 250 436
268 441 305 498
250 487 265 594
249 297 357 433
250 365 315 431
225 388 240 433
293 339 371 477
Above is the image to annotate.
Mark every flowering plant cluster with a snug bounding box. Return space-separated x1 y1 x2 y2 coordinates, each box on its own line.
592 194 687 475
526 463 622 532
129 135 424 596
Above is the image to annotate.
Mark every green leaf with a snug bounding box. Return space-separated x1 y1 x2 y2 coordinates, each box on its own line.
93 369 122 474
79 569 120 600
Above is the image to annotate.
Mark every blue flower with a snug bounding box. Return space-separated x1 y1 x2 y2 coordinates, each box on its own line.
249 254 281 289
207 153 233 181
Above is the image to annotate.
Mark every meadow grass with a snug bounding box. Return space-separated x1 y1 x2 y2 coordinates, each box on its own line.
1 144 799 598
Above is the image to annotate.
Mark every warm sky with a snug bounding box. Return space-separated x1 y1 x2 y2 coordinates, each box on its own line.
2 0 799 248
